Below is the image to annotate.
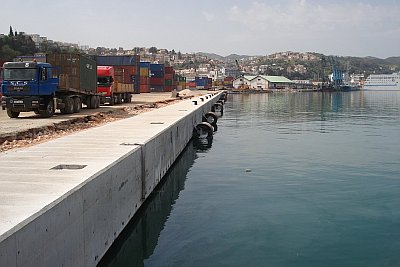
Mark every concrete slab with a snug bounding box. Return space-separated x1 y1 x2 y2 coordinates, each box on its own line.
0 92 223 266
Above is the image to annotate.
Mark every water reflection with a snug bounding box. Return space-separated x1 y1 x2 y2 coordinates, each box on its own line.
225 91 400 134
192 136 213 152
98 141 201 267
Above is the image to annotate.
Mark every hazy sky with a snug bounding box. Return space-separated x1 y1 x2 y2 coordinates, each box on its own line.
1 0 399 58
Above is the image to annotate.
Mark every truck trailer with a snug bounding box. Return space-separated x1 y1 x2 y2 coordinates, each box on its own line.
97 66 134 105
1 53 100 118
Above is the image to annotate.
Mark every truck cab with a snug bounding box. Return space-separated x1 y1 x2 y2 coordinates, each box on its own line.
97 66 114 104
1 61 59 117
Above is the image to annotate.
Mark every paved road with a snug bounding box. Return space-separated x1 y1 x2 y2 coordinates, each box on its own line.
0 92 179 138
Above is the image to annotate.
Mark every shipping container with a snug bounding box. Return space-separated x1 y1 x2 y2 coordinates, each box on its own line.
140 62 151 68
140 68 149 77
165 79 173 86
111 66 137 84
95 55 139 66
140 84 150 93
95 56 140 93
47 53 97 93
150 63 164 72
165 73 174 80
165 66 174 74
114 82 134 93
187 82 196 88
150 85 164 92
164 85 173 92
140 76 150 85
150 77 164 86
150 70 164 78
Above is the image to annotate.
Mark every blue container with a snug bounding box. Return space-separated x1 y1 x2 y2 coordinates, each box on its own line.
150 71 164 78
195 78 207 87
150 63 164 72
95 55 139 66
140 62 151 68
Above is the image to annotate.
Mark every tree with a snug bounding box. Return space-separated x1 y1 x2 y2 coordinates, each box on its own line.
1 44 19 60
8 26 13 37
149 47 157 54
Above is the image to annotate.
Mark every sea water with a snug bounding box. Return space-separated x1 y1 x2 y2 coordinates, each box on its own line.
100 91 400 267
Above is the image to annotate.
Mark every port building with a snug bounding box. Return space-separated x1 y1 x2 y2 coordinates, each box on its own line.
233 75 293 90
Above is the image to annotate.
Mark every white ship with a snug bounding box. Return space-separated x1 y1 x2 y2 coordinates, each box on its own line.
363 72 400 90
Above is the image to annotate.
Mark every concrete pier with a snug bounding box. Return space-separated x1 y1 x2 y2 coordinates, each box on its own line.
0 92 222 266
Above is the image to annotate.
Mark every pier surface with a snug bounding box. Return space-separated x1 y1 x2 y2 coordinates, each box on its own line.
0 92 221 266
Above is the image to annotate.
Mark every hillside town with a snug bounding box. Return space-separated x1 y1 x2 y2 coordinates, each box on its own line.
1 29 400 92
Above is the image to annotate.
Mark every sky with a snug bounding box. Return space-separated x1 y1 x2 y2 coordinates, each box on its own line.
1 0 399 58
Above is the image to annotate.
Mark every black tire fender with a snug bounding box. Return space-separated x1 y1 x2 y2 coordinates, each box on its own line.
194 122 214 138
203 112 218 126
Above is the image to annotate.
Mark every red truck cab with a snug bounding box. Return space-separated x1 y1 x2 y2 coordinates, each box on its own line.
97 66 114 104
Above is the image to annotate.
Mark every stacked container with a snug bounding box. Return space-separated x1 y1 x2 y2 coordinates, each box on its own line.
223 76 234 88
175 75 186 90
95 55 140 94
186 81 196 88
150 63 164 92
164 66 174 92
139 62 150 93
195 77 212 90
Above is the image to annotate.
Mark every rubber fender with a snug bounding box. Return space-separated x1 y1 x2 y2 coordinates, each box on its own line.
204 112 218 125
211 103 223 113
194 122 214 138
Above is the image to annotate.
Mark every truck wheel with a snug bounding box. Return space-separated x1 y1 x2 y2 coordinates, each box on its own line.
85 97 91 109
62 97 74 114
7 109 20 118
90 95 97 109
73 97 82 113
39 100 55 118
109 95 114 106
96 96 100 108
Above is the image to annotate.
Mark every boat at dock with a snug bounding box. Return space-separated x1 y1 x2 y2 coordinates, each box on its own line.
319 69 360 92
363 72 400 91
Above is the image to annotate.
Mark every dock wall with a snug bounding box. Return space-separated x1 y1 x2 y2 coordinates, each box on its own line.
0 92 222 266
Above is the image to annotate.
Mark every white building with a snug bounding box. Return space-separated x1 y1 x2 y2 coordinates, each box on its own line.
233 75 293 90
232 75 257 89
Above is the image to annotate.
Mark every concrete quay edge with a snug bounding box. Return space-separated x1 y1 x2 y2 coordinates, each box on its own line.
0 92 222 267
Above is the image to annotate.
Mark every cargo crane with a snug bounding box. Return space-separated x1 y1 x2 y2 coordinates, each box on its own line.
319 56 358 92
235 59 241 78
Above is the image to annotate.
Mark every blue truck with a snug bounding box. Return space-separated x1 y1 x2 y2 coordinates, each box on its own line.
1 53 100 118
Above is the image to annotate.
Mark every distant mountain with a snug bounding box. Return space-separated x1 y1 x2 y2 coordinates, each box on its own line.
196 52 225 61
225 54 253 61
384 57 400 65
196 52 253 62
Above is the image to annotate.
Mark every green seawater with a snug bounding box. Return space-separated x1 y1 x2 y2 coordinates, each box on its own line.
100 91 400 267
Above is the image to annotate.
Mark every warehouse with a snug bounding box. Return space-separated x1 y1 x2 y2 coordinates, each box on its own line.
233 75 293 91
